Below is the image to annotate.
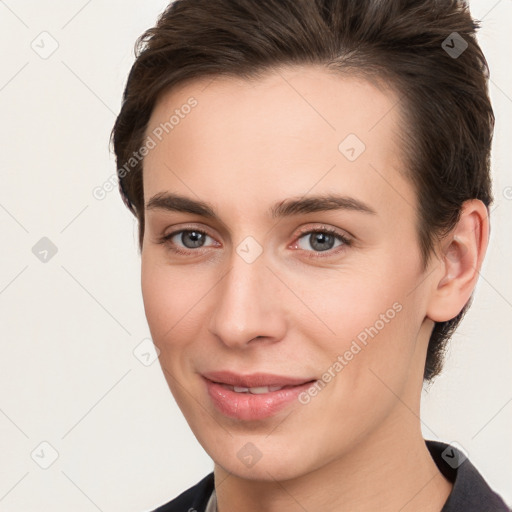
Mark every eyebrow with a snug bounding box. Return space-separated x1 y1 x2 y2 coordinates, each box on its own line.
145 192 377 219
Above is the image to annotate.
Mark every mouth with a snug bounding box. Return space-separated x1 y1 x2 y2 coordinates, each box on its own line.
215 383 292 394
201 371 317 421
202 370 315 388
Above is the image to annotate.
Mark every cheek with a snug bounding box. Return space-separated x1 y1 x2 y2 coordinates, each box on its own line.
315 258 422 381
140 255 204 348
314 270 401 343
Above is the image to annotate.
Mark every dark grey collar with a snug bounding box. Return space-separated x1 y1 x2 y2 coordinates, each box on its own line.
425 439 510 511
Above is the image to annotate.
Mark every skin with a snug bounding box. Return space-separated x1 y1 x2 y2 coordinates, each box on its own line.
140 64 489 511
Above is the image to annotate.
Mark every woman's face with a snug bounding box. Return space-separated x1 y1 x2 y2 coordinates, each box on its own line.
140 65 441 480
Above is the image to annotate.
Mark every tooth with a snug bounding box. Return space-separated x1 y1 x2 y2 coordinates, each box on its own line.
229 385 285 394
249 386 270 394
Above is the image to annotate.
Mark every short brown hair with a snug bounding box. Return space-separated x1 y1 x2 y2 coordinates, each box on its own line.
111 0 494 381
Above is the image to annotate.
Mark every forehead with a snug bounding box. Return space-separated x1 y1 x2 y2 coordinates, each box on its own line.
142 65 416 224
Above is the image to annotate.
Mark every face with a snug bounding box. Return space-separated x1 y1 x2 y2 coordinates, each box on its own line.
141 65 439 481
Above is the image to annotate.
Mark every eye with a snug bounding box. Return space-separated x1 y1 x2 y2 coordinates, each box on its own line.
156 225 352 258
157 228 218 255
292 226 352 257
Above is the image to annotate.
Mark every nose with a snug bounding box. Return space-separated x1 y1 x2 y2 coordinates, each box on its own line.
207 249 287 350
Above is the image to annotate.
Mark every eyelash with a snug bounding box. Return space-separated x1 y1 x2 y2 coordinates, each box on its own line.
156 225 352 258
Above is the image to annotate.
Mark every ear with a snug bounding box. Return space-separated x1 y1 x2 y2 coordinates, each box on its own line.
426 199 490 323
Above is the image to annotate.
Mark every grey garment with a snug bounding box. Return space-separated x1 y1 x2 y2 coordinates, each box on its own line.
427 440 511 512
205 489 217 512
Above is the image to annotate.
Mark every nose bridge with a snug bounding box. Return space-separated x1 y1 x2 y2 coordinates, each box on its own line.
208 245 284 347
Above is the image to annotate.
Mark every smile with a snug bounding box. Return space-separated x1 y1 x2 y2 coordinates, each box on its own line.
202 371 316 420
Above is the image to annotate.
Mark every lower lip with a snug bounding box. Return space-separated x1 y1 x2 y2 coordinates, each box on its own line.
203 378 315 421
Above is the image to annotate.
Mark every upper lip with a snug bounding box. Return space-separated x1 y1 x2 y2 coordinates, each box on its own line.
202 370 315 388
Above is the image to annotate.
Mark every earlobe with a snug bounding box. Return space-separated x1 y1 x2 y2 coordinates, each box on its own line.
426 200 489 323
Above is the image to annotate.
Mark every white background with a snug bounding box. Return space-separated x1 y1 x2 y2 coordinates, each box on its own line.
0 0 510 510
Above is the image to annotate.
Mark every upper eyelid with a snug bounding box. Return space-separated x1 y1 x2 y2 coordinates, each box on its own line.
162 223 350 237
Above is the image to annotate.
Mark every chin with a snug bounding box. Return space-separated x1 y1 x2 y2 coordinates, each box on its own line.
217 456 306 482
204 436 313 482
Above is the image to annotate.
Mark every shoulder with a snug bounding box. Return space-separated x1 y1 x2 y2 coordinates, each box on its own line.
426 440 511 512
151 472 215 512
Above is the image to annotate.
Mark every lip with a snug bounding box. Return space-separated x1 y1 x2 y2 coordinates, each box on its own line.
202 371 316 421
202 370 313 388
